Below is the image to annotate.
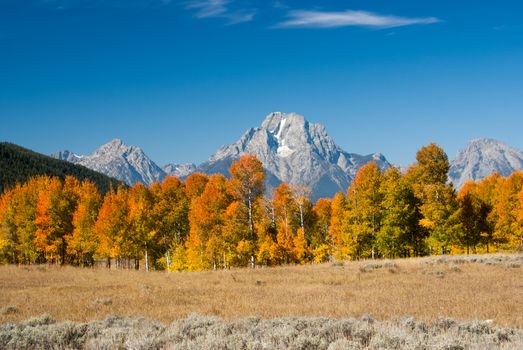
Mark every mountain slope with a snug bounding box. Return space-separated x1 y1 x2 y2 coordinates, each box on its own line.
449 138 523 188
52 139 166 186
0 142 122 194
198 112 390 199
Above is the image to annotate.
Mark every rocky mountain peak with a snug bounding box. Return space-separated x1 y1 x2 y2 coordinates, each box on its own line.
199 112 390 199
449 138 523 189
261 112 305 133
52 139 165 186
51 150 81 163
94 139 133 156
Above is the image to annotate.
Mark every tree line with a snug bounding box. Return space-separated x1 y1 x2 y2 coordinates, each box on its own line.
0 143 522 270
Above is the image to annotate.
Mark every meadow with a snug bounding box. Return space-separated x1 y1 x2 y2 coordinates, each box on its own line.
1 254 522 349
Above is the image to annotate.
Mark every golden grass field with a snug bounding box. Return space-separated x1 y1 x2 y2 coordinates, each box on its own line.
1 254 522 327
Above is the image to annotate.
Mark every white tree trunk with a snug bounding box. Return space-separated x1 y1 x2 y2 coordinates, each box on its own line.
145 247 149 272
166 251 171 273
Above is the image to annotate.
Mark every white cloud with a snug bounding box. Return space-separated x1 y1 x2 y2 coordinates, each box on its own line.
186 0 255 24
276 9 441 29
187 0 228 18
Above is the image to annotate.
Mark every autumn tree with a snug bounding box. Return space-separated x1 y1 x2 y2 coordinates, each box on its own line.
253 197 278 266
223 201 251 267
150 176 189 271
516 186 523 250
491 171 523 250
9 178 49 263
410 143 460 254
473 173 504 251
456 181 491 254
0 189 17 263
95 186 129 268
377 166 425 258
329 192 346 260
187 174 232 270
343 162 383 259
34 176 79 264
67 180 102 266
185 172 209 200
228 155 265 268
272 182 297 263
311 198 332 262
291 185 313 239
128 183 155 271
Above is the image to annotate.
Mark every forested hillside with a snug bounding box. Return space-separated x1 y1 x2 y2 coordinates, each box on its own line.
0 142 122 194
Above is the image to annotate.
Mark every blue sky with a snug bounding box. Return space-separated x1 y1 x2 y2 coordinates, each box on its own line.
1 0 522 167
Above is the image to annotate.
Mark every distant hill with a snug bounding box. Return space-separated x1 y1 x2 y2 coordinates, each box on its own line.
0 142 123 194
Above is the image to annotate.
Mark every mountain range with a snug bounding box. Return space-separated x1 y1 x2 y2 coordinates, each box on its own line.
52 113 389 199
51 112 523 198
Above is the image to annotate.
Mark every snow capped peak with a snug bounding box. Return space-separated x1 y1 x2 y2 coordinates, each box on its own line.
199 112 390 199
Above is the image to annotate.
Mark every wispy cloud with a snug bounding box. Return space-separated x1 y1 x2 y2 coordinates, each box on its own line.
187 0 227 18
275 9 441 29
186 0 256 24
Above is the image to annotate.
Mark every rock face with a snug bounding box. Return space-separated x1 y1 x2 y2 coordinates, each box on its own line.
51 150 82 163
449 138 523 189
198 112 390 199
163 163 197 179
52 139 166 186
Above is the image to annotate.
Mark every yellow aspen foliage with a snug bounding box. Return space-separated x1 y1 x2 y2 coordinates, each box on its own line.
312 198 331 247
312 244 330 263
292 227 308 263
343 162 383 259
492 171 523 250
329 192 346 260
186 174 231 270
185 173 209 199
94 186 129 265
228 155 265 268
169 243 189 271
67 181 101 266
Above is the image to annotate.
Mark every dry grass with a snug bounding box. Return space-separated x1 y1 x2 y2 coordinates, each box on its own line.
0 254 522 328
